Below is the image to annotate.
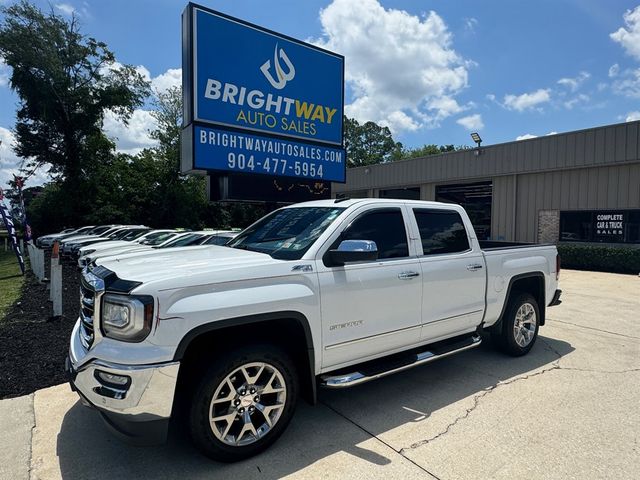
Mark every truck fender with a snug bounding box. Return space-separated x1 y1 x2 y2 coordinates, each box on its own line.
490 272 546 332
172 311 317 403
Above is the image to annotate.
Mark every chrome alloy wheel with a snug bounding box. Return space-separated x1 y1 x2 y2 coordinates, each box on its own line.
208 362 287 446
513 302 537 347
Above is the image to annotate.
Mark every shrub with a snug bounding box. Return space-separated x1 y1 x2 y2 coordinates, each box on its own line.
557 243 640 274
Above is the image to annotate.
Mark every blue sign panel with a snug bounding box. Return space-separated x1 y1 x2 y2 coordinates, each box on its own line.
192 6 344 146
194 125 345 182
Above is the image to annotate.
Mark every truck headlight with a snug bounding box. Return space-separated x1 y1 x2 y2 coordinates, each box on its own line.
101 294 154 342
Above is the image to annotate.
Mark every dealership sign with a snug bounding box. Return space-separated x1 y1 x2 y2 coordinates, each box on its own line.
181 4 346 183
594 212 624 239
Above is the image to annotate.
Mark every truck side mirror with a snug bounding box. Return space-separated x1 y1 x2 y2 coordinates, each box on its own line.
325 240 378 267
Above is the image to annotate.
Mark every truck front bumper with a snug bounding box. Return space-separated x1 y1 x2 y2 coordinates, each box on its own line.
66 323 180 445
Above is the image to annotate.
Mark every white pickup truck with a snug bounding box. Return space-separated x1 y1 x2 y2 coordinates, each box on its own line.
66 198 561 462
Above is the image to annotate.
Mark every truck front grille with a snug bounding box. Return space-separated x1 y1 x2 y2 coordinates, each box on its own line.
79 277 96 349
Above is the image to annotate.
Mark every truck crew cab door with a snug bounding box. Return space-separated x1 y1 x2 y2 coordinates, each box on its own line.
316 206 422 369
410 207 486 341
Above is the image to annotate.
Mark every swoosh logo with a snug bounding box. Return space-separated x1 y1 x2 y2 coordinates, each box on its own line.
260 44 296 90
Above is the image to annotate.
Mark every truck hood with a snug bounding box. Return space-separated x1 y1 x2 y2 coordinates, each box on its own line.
96 245 278 286
79 240 131 254
62 234 101 244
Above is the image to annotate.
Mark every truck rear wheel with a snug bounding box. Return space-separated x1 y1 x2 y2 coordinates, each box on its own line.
189 344 298 462
492 293 540 356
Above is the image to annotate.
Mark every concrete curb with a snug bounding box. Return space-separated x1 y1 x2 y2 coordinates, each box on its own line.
0 393 34 480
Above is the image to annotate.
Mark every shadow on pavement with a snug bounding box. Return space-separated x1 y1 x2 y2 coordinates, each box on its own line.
56 335 573 479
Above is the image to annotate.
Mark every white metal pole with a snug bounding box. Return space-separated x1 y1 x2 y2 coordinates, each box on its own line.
36 246 45 281
50 242 62 316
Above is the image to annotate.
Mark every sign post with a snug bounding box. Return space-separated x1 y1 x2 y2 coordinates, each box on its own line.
50 242 62 317
181 4 345 202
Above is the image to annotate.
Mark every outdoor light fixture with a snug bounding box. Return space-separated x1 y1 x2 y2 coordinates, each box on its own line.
470 132 482 156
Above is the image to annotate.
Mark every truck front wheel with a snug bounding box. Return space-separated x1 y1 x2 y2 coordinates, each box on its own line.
189 345 299 462
492 293 540 356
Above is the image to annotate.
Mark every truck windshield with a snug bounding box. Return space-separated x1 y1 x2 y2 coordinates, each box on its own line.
228 207 345 260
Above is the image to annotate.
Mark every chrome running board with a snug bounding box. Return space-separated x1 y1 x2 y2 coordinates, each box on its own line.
320 334 482 388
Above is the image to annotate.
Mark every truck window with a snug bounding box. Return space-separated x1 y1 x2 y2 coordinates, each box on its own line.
413 209 470 255
228 207 345 260
338 209 409 259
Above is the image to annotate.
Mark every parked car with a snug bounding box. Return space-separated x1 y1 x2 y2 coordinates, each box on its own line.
36 226 95 248
158 230 238 248
60 226 129 256
77 229 177 268
77 231 187 267
58 225 124 254
65 227 150 258
196 230 238 246
66 199 561 462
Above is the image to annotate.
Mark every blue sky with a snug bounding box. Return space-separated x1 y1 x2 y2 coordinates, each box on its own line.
2 0 640 187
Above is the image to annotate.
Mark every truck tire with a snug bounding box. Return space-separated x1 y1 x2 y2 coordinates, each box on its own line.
492 293 540 357
189 344 299 462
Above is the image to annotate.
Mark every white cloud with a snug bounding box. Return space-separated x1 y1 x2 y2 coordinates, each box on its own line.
626 111 640 121
55 3 75 16
516 131 557 141
463 17 478 33
456 113 483 130
151 68 181 93
609 63 620 78
516 133 537 141
312 0 470 133
0 127 49 188
426 95 471 121
103 62 181 94
610 6 640 61
557 71 590 92
503 89 551 111
563 93 590 109
99 66 180 153
103 109 158 155
0 126 20 170
0 57 9 87
611 68 640 98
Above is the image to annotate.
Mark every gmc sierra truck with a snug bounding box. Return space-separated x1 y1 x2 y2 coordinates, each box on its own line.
66 199 561 462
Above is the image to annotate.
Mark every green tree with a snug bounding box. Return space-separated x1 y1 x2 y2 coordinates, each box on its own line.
0 0 149 224
389 143 471 161
343 116 403 167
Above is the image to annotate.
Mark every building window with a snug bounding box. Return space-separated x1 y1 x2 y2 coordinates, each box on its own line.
436 181 492 240
413 209 470 255
379 187 420 200
560 210 640 244
343 190 369 198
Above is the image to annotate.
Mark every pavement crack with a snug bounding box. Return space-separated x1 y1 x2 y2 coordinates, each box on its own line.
548 319 640 340
320 400 443 480
398 364 560 453
27 393 36 480
557 366 640 374
399 338 639 454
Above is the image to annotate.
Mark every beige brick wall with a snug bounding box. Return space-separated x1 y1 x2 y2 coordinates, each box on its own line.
538 210 560 244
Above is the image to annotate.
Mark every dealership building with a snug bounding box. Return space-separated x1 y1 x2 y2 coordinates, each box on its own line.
333 120 640 246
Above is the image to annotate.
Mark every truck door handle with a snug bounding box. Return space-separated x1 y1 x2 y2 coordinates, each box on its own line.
398 271 420 280
466 264 483 271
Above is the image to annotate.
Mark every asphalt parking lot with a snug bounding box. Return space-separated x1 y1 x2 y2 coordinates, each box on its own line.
2 269 639 480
